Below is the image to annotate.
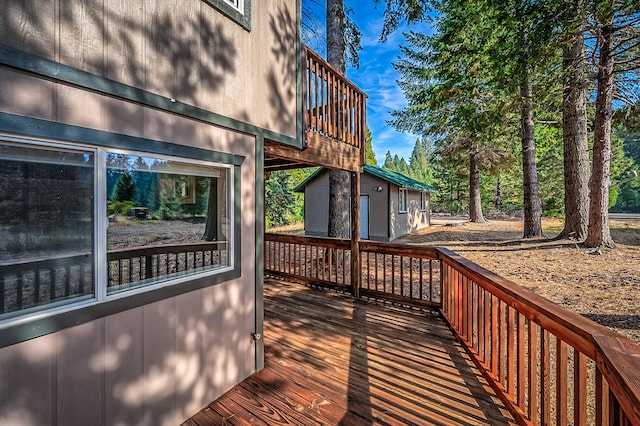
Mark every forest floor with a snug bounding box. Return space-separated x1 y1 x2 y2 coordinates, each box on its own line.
394 215 640 343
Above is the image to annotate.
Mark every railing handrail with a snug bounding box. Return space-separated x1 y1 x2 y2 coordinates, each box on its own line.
264 232 350 249
437 247 640 425
107 241 227 261
304 46 367 97
360 241 439 259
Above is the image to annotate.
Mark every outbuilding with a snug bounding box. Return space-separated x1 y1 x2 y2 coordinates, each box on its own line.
295 165 437 241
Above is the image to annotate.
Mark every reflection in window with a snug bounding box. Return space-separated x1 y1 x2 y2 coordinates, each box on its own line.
0 142 95 319
106 152 230 294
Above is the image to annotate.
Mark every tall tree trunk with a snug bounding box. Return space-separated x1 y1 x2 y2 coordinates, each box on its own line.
469 146 486 223
326 0 351 238
521 77 543 238
559 30 590 241
586 21 616 248
203 177 218 241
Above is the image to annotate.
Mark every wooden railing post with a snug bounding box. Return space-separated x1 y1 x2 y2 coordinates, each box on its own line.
350 170 361 298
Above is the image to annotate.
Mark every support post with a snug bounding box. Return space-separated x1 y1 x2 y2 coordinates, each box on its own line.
350 170 361 297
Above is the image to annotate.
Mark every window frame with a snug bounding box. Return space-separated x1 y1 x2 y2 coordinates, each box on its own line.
203 0 251 31
398 188 408 213
0 134 242 339
420 191 427 212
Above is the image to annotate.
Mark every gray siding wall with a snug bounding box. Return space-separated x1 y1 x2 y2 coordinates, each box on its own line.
390 187 431 240
0 0 299 139
360 174 390 241
303 169 330 236
0 0 298 423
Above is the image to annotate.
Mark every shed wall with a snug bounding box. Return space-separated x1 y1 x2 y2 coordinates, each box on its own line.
390 187 431 240
301 171 430 241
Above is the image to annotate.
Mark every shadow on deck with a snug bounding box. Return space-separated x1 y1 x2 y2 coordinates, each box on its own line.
186 278 514 425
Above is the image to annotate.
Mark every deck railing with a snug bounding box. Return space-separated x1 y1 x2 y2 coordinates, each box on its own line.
107 241 227 288
264 233 640 426
304 47 367 152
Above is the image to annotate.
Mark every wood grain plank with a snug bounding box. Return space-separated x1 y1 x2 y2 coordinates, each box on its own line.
187 279 515 425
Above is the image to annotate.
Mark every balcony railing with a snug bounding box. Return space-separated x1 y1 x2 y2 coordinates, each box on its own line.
304 47 367 152
265 233 640 425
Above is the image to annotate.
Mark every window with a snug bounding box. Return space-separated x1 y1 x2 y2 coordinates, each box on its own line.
223 0 243 14
204 0 251 30
399 188 408 213
1 139 233 325
420 192 427 211
106 151 231 295
0 142 96 318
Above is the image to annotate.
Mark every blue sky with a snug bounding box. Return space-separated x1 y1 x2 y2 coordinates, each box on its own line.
303 1 433 164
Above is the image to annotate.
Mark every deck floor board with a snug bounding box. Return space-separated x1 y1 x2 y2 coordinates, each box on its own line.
186 279 515 425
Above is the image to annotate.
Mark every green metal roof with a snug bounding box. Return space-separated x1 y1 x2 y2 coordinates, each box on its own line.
363 164 438 193
293 165 437 193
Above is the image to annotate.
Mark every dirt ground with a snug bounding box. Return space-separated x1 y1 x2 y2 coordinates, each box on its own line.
395 215 640 344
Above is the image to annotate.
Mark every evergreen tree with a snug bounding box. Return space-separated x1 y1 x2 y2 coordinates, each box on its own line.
585 0 640 248
365 128 378 165
383 151 395 169
112 172 136 202
409 139 432 184
265 171 295 228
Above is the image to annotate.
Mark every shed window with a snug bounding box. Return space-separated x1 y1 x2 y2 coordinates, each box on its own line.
1 138 233 326
399 188 408 213
420 192 427 211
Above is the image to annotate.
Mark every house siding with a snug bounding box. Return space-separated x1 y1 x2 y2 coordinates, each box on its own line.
0 0 297 423
0 0 299 139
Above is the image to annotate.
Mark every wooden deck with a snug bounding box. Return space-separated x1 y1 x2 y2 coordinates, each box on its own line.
186 278 515 425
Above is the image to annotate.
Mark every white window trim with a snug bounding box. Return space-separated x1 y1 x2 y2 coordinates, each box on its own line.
399 188 408 213
0 136 235 329
223 0 244 15
420 191 427 212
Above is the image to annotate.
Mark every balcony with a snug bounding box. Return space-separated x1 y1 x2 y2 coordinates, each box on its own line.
264 46 367 173
184 234 640 425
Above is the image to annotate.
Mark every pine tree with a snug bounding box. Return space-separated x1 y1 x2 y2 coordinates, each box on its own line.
383 151 395 169
365 128 378 165
265 171 294 228
112 172 136 202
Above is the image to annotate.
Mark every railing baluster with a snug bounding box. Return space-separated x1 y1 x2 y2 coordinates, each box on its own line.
517 313 525 411
541 329 551 425
507 306 515 398
529 321 539 424
556 338 568 425
574 349 587 426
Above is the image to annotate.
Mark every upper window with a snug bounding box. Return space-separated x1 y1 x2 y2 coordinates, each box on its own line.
223 0 244 14
420 192 427 211
204 0 251 31
1 139 233 325
399 188 408 213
